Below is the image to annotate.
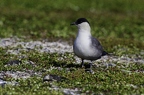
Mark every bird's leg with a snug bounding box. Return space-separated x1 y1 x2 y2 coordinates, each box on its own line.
89 62 94 74
89 62 92 70
81 59 84 68
85 61 94 74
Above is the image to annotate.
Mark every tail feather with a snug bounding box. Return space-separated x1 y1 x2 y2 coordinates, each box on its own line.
102 51 108 56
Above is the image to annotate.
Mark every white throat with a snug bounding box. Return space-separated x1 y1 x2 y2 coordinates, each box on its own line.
77 22 91 38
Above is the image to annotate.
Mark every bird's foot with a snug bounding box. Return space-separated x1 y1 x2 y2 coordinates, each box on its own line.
85 68 94 74
85 62 94 74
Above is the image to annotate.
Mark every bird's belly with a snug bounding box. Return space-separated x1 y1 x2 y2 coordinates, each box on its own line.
73 39 99 59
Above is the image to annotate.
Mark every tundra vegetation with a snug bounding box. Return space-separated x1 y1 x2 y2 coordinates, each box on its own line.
0 0 144 94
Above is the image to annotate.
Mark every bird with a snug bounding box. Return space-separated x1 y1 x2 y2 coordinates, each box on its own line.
71 18 108 73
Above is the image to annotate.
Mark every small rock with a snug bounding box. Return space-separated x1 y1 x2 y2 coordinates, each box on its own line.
6 60 21 65
43 74 67 82
103 63 116 69
5 71 31 79
126 84 138 89
6 81 19 86
63 88 81 95
0 79 7 87
0 37 17 47
0 78 18 87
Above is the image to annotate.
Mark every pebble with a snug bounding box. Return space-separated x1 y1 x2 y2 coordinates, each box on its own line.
0 37 18 48
0 70 41 80
0 79 7 87
6 60 22 65
43 74 67 82
0 78 18 87
4 71 31 79
63 88 81 95
49 84 81 95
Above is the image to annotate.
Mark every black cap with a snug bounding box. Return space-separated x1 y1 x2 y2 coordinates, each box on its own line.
71 18 89 25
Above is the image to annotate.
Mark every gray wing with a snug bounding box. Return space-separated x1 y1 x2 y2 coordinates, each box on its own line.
91 37 108 56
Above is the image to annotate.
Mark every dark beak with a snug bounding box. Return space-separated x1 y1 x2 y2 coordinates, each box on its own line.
70 22 76 25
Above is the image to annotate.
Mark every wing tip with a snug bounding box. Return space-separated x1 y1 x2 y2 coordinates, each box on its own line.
102 51 108 56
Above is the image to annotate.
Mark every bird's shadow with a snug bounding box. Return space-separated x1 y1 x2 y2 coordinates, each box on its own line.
48 60 92 69
48 60 81 68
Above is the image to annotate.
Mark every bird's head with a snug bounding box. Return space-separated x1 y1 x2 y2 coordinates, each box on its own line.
71 18 90 30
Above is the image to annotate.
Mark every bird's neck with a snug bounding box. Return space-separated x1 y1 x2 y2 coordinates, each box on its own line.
76 29 91 42
78 24 91 33
78 26 91 37
76 23 92 39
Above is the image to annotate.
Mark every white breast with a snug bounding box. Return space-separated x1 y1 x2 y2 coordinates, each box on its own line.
73 29 97 59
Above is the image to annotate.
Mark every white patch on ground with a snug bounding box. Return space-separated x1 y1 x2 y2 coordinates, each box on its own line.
49 84 81 95
0 37 73 54
0 70 41 79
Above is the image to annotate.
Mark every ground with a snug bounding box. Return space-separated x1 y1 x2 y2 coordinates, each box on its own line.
0 0 144 95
